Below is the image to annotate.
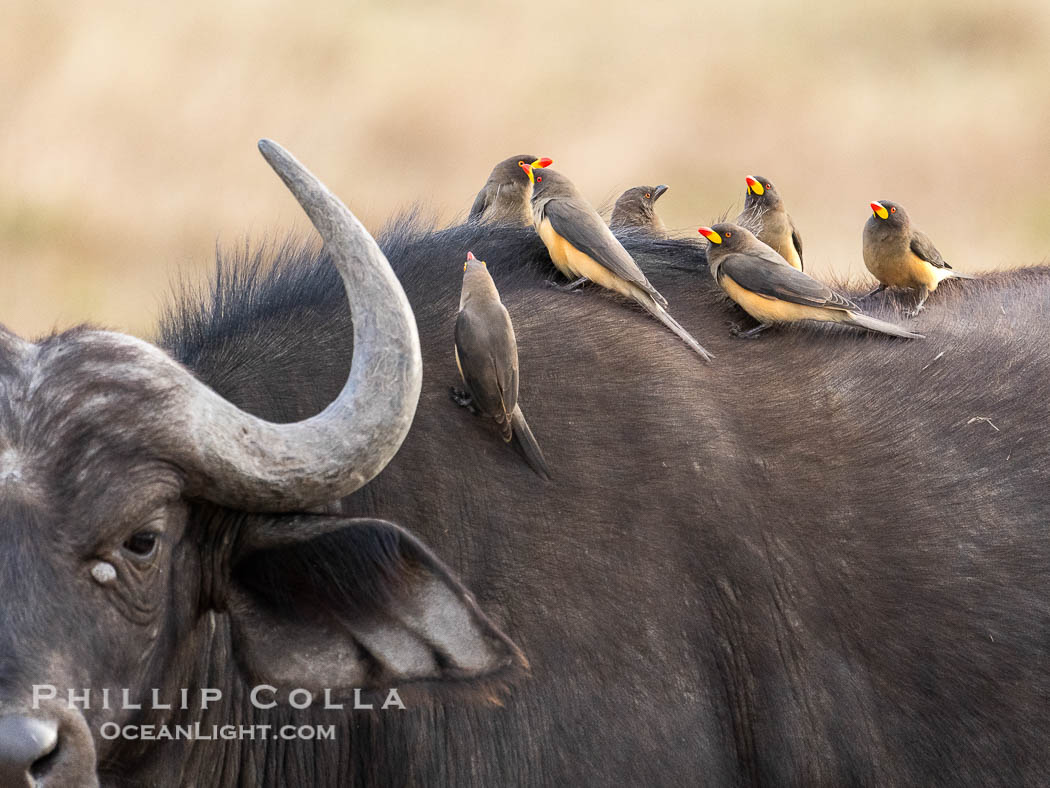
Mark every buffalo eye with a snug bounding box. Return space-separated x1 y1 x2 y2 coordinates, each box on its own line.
123 531 159 558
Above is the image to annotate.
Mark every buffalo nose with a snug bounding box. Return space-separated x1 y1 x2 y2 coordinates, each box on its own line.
0 716 58 786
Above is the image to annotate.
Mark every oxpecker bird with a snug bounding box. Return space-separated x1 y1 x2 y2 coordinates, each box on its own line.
735 175 804 271
469 155 553 226
451 252 552 480
699 223 923 340
863 200 974 315
610 185 669 233
523 163 713 362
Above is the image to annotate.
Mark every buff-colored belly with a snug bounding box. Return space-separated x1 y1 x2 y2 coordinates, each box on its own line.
537 218 642 301
756 217 803 271
721 275 848 325
772 238 803 271
865 247 944 291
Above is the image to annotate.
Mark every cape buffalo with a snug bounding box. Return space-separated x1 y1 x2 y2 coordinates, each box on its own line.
2 142 1050 786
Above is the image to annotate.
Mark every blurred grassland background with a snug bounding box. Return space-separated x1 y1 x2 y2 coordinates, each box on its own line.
2 0 1049 338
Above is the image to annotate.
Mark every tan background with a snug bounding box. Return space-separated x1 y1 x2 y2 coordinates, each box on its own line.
2 0 1049 339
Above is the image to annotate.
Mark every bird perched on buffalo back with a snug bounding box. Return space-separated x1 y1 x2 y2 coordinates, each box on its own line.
862 200 974 315
698 223 923 340
610 185 669 234
735 175 804 271
523 162 713 362
468 155 553 226
451 252 552 480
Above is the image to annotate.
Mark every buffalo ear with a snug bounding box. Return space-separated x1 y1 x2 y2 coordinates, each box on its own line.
224 515 525 693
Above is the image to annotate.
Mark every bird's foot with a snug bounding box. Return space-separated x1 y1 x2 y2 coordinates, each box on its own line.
729 323 770 340
858 284 887 302
907 290 930 318
449 387 478 414
546 277 588 293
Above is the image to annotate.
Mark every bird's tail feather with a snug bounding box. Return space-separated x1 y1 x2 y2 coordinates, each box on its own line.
935 266 976 283
638 297 714 362
511 406 552 481
648 286 669 308
844 311 925 339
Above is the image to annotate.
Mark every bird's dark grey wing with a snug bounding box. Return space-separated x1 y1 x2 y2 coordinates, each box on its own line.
455 305 517 437
910 229 952 269
497 305 519 418
719 253 856 311
544 198 662 300
790 218 804 268
468 183 494 222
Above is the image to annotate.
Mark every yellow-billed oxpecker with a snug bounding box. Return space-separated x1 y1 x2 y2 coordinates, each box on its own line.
523 162 713 362
699 223 923 340
863 199 974 315
451 252 552 480
736 175 804 271
610 185 669 233
469 155 553 226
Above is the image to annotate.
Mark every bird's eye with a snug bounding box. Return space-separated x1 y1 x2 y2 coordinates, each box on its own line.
725 231 732 238
123 531 158 558
766 184 772 190
890 207 896 213
644 192 651 199
536 176 542 182
517 161 524 167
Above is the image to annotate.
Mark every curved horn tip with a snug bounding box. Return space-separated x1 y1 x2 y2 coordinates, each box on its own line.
257 138 287 165
256 139 316 196
254 139 360 267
